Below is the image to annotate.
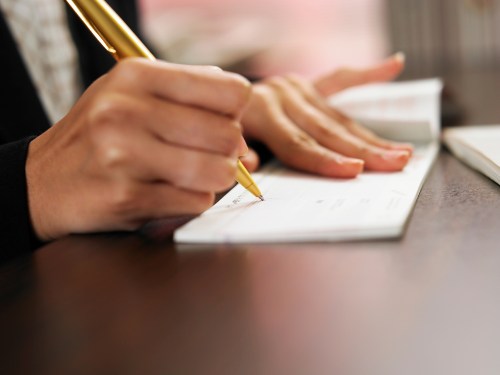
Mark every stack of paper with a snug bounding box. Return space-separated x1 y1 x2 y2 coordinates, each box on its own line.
443 125 500 186
329 78 442 142
174 79 443 244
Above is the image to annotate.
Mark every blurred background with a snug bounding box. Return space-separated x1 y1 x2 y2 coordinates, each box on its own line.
139 0 500 80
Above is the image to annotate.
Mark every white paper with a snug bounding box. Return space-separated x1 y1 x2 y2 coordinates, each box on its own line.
330 79 443 142
443 125 500 186
175 143 439 243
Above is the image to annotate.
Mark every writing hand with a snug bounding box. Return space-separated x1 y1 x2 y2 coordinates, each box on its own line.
26 59 251 241
241 54 413 177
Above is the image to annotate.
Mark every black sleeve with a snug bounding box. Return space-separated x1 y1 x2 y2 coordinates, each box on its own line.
0 137 42 264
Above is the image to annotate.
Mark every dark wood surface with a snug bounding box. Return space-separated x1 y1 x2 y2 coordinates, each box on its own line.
1 70 500 375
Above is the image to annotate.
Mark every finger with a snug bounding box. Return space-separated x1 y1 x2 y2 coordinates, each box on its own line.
296 112 410 172
259 109 364 178
135 139 239 192
88 181 216 231
314 52 405 97
337 118 414 155
274 129 364 178
271 77 410 171
110 58 251 117
287 76 414 155
145 96 244 157
127 182 216 220
239 148 260 172
87 92 245 158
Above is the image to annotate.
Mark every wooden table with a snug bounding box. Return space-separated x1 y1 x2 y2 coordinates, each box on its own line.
1 70 499 375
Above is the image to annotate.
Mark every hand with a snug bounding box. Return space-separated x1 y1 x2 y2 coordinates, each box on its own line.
26 59 251 241
241 54 413 177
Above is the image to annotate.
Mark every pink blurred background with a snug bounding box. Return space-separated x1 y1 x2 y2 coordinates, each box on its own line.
139 0 388 78
139 0 500 79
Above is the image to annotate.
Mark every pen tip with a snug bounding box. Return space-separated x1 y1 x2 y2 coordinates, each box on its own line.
258 195 265 201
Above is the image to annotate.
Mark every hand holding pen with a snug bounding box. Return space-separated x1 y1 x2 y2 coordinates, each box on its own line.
66 0 263 200
25 9 254 241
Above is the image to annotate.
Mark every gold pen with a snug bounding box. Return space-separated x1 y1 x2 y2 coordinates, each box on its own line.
65 0 264 201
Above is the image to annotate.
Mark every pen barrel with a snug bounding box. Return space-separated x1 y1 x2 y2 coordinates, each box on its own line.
68 0 155 60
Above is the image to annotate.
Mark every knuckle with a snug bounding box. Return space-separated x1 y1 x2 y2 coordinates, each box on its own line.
107 182 140 217
252 85 276 105
87 95 127 129
87 100 133 169
324 122 350 142
226 72 251 93
362 144 378 157
172 167 194 189
179 155 236 191
285 73 305 86
250 86 279 118
87 97 115 128
282 132 316 161
111 58 147 83
316 122 336 140
217 119 242 155
94 141 129 170
289 131 316 149
225 73 252 110
296 107 318 124
171 154 205 189
267 76 288 90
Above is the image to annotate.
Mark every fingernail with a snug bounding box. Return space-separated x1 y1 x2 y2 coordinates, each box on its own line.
382 150 410 161
328 157 363 178
344 157 364 166
393 142 414 155
206 65 223 72
341 157 365 170
393 52 406 63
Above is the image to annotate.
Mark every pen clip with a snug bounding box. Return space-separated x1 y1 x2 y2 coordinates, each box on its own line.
65 0 117 56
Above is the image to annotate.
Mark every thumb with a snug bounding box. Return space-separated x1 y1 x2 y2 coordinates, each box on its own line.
314 52 405 97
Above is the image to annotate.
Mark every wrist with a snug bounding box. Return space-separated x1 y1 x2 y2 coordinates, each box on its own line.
25 136 58 242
